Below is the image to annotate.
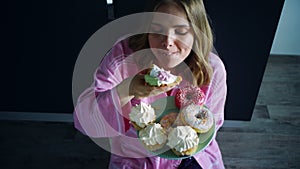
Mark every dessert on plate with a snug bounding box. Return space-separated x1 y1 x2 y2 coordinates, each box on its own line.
167 126 199 156
129 102 156 130
138 123 168 151
159 112 185 132
159 112 178 131
175 85 205 109
180 104 214 133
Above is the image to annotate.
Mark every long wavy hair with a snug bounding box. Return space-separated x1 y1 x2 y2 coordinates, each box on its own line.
129 0 213 87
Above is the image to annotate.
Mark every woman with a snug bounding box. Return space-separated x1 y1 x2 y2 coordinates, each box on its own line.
74 0 227 168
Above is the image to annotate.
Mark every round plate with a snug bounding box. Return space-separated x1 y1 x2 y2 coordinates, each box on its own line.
138 96 215 159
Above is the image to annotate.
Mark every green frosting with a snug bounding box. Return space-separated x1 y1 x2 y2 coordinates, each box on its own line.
144 74 161 86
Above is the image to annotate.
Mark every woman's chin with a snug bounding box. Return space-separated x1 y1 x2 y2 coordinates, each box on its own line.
167 63 183 70
157 64 175 70
155 61 181 70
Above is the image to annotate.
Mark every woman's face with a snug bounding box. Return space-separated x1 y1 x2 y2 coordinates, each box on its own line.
148 4 194 69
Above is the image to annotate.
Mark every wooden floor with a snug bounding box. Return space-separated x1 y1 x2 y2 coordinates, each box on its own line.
217 55 300 169
0 55 299 169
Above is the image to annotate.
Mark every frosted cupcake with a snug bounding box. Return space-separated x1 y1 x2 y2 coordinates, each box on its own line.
139 123 168 151
129 102 156 130
167 126 199 156
144 64 182 87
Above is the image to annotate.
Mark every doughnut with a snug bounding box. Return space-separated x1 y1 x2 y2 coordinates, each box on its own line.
175 86 205 109
159 112 180 132
180 104 214 133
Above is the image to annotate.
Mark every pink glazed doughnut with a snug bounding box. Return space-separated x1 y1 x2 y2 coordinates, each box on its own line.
175 86 205 109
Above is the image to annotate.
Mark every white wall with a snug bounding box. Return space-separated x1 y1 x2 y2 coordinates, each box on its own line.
270 0 300 56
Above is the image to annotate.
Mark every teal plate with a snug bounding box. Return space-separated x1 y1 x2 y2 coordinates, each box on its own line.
138 96 215 159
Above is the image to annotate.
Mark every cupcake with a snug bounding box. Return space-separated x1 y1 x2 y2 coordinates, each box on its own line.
144 64 182 87
167 126 199 156
138 123 168 151
129 102 156 130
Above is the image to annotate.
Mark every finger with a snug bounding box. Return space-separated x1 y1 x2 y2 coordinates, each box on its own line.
151 86 172 95
139 68 151 75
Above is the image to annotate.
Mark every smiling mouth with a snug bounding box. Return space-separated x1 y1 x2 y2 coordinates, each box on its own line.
160 51 179 57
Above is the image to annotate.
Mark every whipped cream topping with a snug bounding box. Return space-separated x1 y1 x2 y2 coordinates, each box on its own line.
149 65 177 85
167 126 199 152
139 123 167 146
129 102 156 128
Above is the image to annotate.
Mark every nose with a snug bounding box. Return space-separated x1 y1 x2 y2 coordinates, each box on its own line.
162 35 174 49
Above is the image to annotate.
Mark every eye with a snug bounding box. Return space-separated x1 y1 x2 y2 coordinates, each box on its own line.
175 27 189 35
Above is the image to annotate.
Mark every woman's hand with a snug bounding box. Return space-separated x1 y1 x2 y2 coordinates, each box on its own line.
116 70 179 106
129 74 175 99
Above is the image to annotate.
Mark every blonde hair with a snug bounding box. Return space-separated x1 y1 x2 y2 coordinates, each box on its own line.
129 0 213 86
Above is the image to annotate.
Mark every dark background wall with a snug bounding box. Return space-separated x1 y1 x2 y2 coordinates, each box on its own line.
0 0 284 121
1 0 108 113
